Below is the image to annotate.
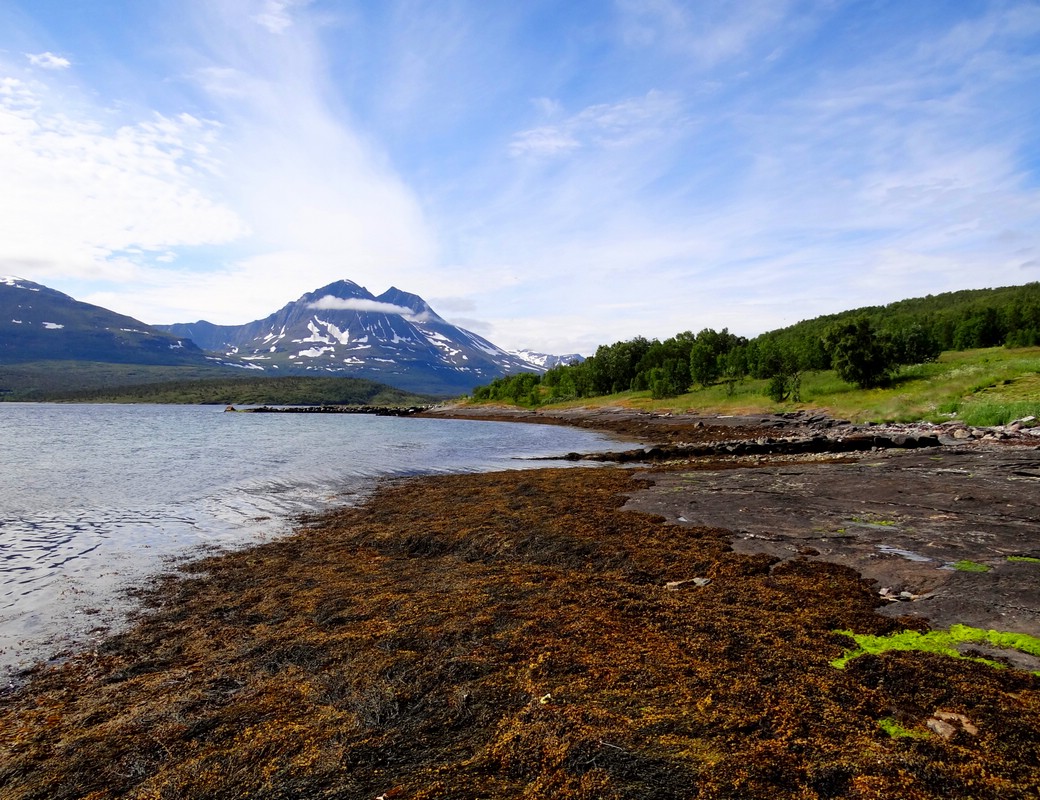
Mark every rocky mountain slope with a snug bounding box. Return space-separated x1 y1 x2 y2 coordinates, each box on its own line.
0 277 218 367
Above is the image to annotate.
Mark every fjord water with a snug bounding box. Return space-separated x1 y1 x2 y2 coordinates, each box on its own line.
0 404 617 680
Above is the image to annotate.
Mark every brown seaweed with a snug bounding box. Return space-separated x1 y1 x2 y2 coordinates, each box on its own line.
1 468 1037 799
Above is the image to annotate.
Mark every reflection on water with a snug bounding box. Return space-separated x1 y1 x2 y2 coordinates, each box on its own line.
0 404 617 681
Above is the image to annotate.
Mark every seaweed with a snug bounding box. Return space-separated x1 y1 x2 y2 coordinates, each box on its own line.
2 468 1038 799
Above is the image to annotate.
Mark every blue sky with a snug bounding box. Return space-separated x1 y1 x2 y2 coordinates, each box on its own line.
1 0 1039 354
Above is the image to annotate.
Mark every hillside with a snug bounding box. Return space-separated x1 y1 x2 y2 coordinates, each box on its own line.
0 277 226 368
471 283 1040 417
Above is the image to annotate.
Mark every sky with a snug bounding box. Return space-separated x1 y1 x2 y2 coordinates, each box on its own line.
1 0 1039 355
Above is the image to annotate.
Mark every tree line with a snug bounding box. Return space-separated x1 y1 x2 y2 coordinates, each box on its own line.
472 282 1040 406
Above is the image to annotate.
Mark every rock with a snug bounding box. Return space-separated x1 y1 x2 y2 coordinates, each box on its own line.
664 578 711 590
952 428 972 439
933 710 979 736
927 718 957 739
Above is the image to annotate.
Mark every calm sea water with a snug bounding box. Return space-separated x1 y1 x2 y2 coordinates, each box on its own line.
0 404 618 681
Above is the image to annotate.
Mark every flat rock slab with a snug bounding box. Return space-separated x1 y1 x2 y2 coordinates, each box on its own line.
626 446 1040 638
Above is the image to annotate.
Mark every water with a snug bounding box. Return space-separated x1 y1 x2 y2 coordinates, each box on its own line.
0 404 618 680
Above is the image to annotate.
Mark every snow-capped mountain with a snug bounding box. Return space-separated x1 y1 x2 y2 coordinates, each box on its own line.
160 280 543 395
508 349 585 370
0 276 214 367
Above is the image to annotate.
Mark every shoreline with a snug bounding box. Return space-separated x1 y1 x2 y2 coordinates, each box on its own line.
2 410 1039 797
425 404 1040 642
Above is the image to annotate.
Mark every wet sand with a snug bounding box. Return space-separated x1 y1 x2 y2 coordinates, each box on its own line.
1 409 1039 798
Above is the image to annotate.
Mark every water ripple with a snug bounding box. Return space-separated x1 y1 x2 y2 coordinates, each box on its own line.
0 405 618 682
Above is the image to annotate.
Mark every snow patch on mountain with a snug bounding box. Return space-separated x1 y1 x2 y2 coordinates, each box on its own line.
1 276 40 291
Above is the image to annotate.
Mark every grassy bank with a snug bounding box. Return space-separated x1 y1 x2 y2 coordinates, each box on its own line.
520 346 1040 424
2 468 1037 798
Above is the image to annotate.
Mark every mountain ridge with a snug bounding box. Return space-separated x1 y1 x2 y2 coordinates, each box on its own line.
159 279 545 395
2 275 583 396
0 276 223 368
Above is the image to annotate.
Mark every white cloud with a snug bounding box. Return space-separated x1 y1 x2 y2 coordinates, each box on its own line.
25 52 70 70
0 75 248 282
308 296 413 316
252 0 306 34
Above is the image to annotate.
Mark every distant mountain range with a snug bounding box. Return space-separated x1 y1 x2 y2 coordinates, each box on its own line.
1 276 579 396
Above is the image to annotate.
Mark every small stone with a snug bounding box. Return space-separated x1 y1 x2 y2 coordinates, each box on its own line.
952 428 972 439
933 710 979 735
926 718 957 739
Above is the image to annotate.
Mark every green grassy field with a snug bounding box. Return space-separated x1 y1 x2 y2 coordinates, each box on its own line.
525 346 1040 424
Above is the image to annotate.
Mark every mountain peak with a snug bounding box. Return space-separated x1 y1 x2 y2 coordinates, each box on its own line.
304 279 373 302
160 277 540 394
1 276 42 291
376 287 443 322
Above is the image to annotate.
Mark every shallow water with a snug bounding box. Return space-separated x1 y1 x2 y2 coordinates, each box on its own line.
0 404 617 680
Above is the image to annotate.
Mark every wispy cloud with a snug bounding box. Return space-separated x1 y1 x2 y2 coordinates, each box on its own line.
25 52 70 70
510 91 681 158
615 0 798 66
252 0 305 34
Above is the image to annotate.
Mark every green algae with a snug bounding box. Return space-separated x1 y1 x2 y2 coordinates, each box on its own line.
1007 555 1040 564
832 624 1040 674
877 718 929 739
951 559 990 572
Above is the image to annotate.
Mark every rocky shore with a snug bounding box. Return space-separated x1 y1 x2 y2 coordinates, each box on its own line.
1 406 1038 798
427 403 1040 647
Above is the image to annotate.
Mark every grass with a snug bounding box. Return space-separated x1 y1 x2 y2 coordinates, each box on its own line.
831 625 1040 674
510 346 1040 424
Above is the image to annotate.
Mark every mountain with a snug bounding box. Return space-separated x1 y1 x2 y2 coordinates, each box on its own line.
508 349 585 370
0 276 225 367
160 280 543 395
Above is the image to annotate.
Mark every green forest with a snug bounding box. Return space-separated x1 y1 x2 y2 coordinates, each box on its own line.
29 375 433 406
473 282 1040 406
